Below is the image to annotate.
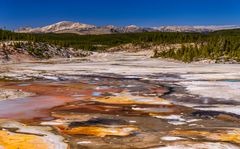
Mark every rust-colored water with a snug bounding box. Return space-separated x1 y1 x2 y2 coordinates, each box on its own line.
0 78 239 149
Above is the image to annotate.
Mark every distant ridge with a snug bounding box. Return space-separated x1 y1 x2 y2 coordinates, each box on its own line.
153 25 240 32
16 21 96 33
16 21 240 35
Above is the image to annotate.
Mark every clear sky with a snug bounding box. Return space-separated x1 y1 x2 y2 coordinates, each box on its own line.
1 0 240 29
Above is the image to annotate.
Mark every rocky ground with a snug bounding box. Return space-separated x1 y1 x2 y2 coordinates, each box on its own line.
0 88 33 101
0 41 92 63
0 51 239 149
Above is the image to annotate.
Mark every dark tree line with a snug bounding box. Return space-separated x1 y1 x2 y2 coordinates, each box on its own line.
0 30 208 50
1 29 240 62
154 36 240 62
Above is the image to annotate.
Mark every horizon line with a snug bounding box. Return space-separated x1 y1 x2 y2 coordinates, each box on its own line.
2 20 240 30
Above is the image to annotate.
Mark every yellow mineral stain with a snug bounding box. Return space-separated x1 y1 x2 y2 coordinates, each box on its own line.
217 129 240 144
0 130 50 149
94 96 171 105
52 113 92 121
149 113 175 117
171 130 209 136
171 129 240 144
60 126 138 137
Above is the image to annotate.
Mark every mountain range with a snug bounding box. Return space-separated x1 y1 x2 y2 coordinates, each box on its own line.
16 21 240 35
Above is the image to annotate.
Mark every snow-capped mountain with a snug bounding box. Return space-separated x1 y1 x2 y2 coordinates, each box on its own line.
153 25 240 32
17 21 96 33
16 21 240 35
16 22 148 34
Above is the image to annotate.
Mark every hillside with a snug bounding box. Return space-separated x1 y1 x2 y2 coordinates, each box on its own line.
1 29 240 63
0 41 91 63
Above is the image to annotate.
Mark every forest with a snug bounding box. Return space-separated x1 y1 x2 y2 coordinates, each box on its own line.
153 36 240 62
1 29 240 62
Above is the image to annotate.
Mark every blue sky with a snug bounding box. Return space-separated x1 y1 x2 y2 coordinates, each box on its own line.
1 0 240 29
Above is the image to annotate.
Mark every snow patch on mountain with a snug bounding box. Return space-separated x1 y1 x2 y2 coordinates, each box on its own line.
153 25 240 32
17 21 96 33
16 21 240 34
